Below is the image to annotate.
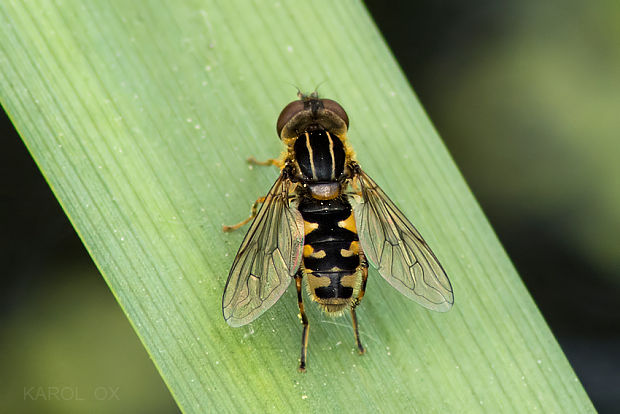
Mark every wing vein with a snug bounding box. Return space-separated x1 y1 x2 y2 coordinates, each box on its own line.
351 168 453 312
222 174 304 326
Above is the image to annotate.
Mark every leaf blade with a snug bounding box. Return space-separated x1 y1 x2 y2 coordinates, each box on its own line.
0 1 594 412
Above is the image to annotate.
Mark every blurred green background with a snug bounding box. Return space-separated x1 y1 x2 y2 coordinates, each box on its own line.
1 1 618 412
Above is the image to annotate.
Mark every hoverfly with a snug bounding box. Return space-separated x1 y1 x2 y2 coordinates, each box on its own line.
222 92 453 371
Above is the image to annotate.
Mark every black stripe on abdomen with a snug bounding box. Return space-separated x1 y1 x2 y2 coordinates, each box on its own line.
313 272 354 299
303 241 359 272
299 197 360 300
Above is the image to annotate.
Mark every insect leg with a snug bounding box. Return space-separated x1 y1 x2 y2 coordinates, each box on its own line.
247 156 284 169
350 308 365 355
351 256 369 354
221 196 266 232
295 270 309 372
352 255 369 307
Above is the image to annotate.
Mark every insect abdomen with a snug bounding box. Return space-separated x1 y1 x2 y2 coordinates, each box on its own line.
298 196 361 313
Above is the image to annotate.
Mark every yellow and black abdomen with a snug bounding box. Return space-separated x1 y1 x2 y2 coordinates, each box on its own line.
298 196 361 313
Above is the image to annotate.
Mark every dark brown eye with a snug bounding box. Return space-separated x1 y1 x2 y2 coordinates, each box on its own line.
321 99 349 129
276 100 305 137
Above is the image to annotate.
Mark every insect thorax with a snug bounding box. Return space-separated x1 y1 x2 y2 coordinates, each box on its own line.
293 130 345 182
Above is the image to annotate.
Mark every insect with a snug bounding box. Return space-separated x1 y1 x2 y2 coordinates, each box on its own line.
222 92 453 371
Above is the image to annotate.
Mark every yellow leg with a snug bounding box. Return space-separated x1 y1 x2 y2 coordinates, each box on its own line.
222 196 266 232
247 156 284 168
223 155 283 232
351 259 368 354
295 271 309 372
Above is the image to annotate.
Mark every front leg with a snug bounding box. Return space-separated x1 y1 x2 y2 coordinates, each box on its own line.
222 195 266 232
247 156 284 169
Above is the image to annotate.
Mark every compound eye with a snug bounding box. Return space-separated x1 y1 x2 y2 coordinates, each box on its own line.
276 100 305 137
321 99 349 129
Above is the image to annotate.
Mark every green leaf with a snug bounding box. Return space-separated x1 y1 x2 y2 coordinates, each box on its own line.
0 1 594 412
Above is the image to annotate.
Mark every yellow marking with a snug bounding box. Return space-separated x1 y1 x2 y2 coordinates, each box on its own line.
303 245 314 257
306 274 349 314
340 241 359 257
340 273 360 289
304 221 319 235
306 273 331 288
305 132 317 179
303 245 327 258
338 213 357 233
340 248 354 257
326 131 336 180
308 272 362 314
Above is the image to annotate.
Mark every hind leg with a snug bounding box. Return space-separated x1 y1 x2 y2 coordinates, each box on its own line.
295 270 310 372
351 259 369 354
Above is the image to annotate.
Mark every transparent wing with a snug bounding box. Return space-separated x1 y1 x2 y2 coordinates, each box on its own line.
351 168 453 311
222 173 304 326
